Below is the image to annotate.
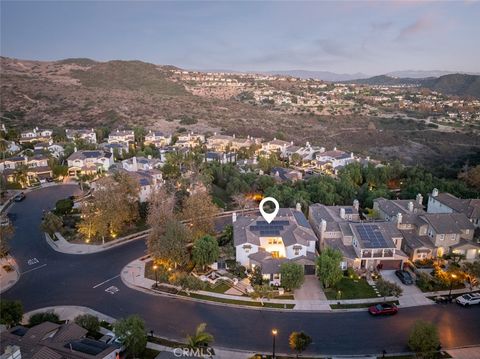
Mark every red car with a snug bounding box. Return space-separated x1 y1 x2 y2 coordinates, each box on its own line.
368 303 398 316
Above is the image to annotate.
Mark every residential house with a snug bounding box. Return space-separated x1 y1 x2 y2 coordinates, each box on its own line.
144 130 171 148
0 321 120 359
205 151 236 164
261 138 292 154
207 133 258 151
234 205 318 285
0 155 52 185
175 132 205 148
67 150 114 177
122 156 161 172
427 188 480 228
315 148 355 169
271 167 302 182
101 142 130 156
34 142 65 159
19 127 53 144
66 128 97 144
309 201 408 270
107 129 134 144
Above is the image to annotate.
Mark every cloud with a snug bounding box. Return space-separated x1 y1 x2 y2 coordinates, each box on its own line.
396 15 434 41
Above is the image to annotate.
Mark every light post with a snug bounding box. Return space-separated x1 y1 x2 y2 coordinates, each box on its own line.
271 329 277 359
449 273 457 301
153 265 158 288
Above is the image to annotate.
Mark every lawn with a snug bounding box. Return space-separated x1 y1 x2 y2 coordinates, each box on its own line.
205 280 231 294
331 300 399 309
180 292 295 309
324 277 378 300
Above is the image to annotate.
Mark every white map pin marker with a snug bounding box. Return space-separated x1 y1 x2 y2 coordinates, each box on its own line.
259 197 279 224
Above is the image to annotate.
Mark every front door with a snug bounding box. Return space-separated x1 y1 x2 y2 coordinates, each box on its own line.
361 260 366 269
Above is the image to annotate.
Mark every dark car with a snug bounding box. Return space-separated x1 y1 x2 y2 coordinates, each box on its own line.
14 192 26 202
46 177 54 183
368 303 398 316
395 270 414 285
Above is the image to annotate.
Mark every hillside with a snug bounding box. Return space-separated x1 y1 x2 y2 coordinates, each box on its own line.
346 73 480 98
1 57 479 169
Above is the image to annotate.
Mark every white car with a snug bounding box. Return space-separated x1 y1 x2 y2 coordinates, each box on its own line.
456 293 480 306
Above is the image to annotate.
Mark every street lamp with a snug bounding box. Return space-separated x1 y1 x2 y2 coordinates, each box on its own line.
271 329 278 359
153 265 158 288
448 273 457 301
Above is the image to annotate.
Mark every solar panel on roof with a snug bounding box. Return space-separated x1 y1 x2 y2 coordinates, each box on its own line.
293 211 310 228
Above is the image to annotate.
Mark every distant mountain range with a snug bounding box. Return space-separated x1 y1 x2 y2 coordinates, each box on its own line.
344 74 480 98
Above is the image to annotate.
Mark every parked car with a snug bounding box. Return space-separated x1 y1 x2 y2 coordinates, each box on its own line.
99 334 115 344
14 192 26 202
395 270 414 285
368 303 398 316
456 293 480 306
46 177 54 183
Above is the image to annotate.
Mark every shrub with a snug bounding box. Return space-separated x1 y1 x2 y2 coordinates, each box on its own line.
74 314 100 333
29 311 60 326
0 300 23 327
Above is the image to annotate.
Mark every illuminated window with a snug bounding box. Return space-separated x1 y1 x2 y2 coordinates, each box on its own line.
271 251 280 258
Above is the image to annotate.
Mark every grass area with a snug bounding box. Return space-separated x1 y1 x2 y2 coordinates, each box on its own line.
324 277 378 300
179 292 294 309
273 294 295 300
331 300 399 309
149 336 188 348
205 281 231 294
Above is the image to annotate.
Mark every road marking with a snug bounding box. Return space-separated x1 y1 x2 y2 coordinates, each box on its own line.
21 263 47 275
92 275 120 289
27 258 39 265
105 286 119 295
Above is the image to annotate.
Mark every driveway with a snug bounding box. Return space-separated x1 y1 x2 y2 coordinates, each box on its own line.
381 270 433 307
294 275 330 310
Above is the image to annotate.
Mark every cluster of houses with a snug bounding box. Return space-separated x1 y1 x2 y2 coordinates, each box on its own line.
233 189 480 284
1 126 376 193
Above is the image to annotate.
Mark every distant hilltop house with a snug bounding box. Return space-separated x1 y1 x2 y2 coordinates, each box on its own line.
33 142 64 159
101 142 130 156
0 321 121 359
204 151 236 164
234 205 318 285
67 149 114 177
19 127 53 144
261 138 292 154
314 148 355 169
107 129 135 144
270 167 302 182
65 128 97 144
0 154 53 186
207 133 259 152
175 132 205 148
144 130 171 148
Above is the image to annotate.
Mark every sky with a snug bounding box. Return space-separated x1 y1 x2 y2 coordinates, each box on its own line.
1 1 479 75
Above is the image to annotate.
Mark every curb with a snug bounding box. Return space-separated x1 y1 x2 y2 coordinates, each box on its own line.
0 256 20 294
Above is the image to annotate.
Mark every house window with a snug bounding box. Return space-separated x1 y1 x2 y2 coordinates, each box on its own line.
340 261 347 270
271 251 280 258
466 229 470 234
439 234 444 241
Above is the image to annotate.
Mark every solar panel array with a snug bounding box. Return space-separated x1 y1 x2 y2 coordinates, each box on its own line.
344 208 353 214
293 211 310 228
250 220 290 236
356 224 388 248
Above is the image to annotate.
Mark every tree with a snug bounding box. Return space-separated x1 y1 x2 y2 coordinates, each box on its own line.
232 193 255 210
29 311 60 326
149 219 190 268
174 273 206 295
280 262 305 290
250 265 264 286
408 320 440 359
55 198 74 215
250 284 274 306
186 323 214 349
114 315 147 358
192 235 219 270
146 188 176 255
74 314 100 333
316 248 343 288
218 224 233 246
0 221 14 258
289 331 312 358
459 165 480 190
40 212 63 237
181 191 219 239
375 278 403 302
462 260 480 290
0 300 23 328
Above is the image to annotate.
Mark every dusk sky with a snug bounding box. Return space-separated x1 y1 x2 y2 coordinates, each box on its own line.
1 1 479 75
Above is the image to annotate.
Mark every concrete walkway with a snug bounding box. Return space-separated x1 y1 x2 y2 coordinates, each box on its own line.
294 275 330 310
45 230 148 254
447 346 480 359
23 305 116 325
381 269 434 307
0 255 19 293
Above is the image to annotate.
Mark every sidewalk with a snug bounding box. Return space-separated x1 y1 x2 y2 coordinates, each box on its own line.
45 230 149 254
447 346 480 359
23 305 116 325
0 255 19 293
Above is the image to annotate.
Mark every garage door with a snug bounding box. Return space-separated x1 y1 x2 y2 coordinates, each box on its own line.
466 249 477 260
379 260 402 270
304 265 316 275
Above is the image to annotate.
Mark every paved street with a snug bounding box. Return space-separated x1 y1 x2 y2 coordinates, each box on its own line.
3 185 480 356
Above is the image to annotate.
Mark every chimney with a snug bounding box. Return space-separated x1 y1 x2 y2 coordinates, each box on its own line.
416 193 423 205
397 212 403 225
408 201 414 212
320 219 327 235
350 152 354 158
306 141 310 147
340 208 346 219
232 212 237 223
353 199 359 211
432 188 439 197
148 155 152 160
296 203 301 212
333 146 337 151
233 134 236 138
132 156 138 171
273 137 277 141
74 146 78 153
290 141 294 145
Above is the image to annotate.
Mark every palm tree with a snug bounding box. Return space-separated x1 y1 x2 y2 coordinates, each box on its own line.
186 323 214 349
14 164 29 188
